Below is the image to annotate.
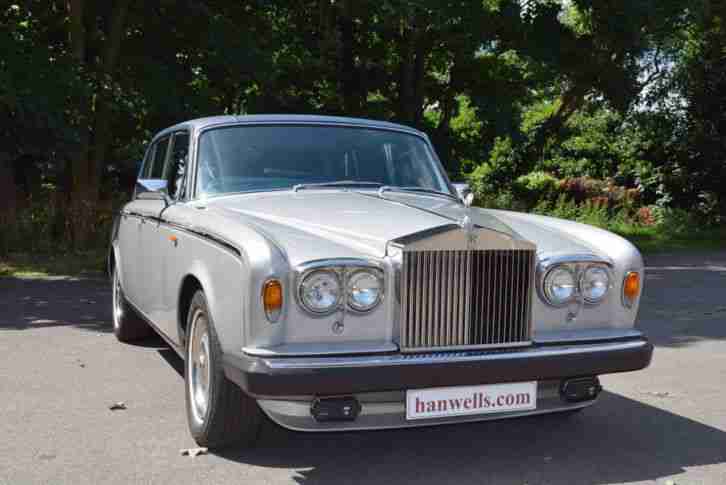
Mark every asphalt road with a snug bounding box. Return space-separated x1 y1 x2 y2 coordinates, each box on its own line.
1 251 726 485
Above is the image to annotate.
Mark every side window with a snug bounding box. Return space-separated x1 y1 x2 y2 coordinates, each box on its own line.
149 136 170 179
140 143 155 179
164 132 189 199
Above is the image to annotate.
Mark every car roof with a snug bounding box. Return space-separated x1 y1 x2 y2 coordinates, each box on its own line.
155 114 425 139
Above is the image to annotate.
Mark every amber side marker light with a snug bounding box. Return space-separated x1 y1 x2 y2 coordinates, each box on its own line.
622 271 640 308
263 279 283 322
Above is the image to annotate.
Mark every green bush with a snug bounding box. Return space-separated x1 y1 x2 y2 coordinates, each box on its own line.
512 171 558 207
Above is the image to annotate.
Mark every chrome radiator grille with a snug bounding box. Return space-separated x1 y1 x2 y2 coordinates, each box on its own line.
399 249 535 351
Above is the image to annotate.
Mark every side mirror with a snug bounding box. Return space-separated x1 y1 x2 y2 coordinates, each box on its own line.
453 182 474 207
136 179 171 206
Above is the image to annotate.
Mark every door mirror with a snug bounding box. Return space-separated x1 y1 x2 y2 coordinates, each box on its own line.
453 182 474 207
136 179 171 206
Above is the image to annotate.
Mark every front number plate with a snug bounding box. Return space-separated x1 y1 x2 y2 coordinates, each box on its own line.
406 381 537 420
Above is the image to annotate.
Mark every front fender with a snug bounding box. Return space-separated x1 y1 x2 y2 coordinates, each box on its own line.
486 209 645 338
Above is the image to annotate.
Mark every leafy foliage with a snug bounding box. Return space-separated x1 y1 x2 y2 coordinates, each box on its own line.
0 0 724 255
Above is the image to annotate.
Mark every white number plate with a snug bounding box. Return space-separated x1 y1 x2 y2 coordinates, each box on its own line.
406 381 537 420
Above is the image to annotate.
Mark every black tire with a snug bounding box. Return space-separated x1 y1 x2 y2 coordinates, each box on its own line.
112 267 153 342
184 290 262 449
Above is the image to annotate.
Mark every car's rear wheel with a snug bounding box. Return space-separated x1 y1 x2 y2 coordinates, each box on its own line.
184 290 262 449
112 267 153 342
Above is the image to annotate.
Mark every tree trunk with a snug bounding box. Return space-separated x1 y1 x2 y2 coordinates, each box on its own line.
339 0 358 114
396 13 430 127
0 158 18 254
397 19 417 124
67 0 96 249
91 0 132 195
67 0 132 249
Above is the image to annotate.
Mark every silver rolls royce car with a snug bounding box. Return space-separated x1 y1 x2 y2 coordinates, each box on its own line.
109 115 652 448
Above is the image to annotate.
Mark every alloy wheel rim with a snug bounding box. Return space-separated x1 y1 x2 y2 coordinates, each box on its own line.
189 310 211 424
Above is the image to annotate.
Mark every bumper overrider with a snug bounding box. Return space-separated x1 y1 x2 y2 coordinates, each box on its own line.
224 337 652 397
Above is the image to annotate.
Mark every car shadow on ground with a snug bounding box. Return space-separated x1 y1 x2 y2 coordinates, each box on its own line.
154 345 726 485
227 391 726 485
0 276 112 333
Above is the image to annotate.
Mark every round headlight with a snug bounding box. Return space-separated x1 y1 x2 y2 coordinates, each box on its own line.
582 266 610 303
347 270 383 312
543 266 576 306
299 270 341 315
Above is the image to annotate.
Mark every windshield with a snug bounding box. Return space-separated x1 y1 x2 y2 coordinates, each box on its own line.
195 125 451 197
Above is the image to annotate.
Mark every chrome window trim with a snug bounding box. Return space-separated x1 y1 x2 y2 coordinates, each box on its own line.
191 122 456 201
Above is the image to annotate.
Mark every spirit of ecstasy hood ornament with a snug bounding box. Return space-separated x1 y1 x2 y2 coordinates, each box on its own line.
459 213 479 249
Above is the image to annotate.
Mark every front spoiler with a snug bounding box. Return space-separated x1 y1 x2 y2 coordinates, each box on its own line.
223 338 653 398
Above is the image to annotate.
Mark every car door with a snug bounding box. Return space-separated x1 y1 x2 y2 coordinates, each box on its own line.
118 138 165 308
133 135 171 321
154 131 191 341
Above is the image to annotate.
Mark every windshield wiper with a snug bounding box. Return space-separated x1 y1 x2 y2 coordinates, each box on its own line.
292 180 384 192
378 186 460 202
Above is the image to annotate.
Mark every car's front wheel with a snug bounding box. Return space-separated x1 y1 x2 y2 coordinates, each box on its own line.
112 267 153 342
184 290 262 449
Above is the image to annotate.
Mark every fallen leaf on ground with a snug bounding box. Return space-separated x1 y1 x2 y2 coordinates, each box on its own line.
180 447 208 457
109 402 127 411
645 391 672 398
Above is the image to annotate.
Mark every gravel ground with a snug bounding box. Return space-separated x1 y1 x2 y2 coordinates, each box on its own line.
1 251 725 485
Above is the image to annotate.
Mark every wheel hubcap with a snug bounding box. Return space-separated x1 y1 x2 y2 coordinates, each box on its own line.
189 310 211 423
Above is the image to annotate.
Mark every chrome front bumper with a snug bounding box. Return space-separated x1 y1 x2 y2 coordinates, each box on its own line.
223 337 653 398
257 380 594 432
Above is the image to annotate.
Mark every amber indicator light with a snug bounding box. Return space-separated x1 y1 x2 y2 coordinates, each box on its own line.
263 280 283 312
623 271 640 306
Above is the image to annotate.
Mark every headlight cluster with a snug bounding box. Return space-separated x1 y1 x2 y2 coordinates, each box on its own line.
541 261 612 307
297 263 383 316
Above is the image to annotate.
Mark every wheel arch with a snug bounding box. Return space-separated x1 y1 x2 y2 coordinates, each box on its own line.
177 273 204 347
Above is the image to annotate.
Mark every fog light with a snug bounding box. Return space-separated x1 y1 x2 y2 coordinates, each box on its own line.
561 377 602 403
311 396 361 422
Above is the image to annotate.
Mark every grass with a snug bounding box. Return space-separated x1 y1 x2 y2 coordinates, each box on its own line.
613 226 726 254
0 250 107 278
0 220 722 278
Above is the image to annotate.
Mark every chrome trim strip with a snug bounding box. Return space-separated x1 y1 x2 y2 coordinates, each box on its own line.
294 258 385 273
161 219 242 258
251 339 649 370
400 340 532 354
258 398 595 433
538 253 614 268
